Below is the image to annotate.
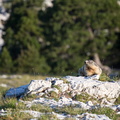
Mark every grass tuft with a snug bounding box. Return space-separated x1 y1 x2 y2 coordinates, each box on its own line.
114 95 120 105
54 106 87 115
90 107 120 120
74 93 97 104
30 104 52 113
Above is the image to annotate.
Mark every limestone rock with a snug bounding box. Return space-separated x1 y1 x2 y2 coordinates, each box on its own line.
26 96 97 110
66 76 120 104
80 113 111 120
52 80 63 86
5 76 120 106
26 80 51 94
45 88 59 94
59 83 69 92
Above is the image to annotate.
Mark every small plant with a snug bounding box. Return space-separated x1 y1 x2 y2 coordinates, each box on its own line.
48 91 60 100
62 78 70 84
52 85 61 91
99 73 111 81
22 94 37 101
6 109 32 120
0 98 26 109
114 95 120 105
112 76 120 81
74 93 97 103
100 73 120 82
40 114 58 120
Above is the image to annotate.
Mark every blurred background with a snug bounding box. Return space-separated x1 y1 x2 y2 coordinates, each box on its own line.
0 0 120 76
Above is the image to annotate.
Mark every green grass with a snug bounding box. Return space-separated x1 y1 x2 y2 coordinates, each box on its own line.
74 93 97 104
99 73 112 81
0 74 52 119
31 104 53 113
52 85 61 91
54 106 87 115
90 107 120 120
114 95 120 105
99 73 120 82
0 97 56 120
39 114 58 120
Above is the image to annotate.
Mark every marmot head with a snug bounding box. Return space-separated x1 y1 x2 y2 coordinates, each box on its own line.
84 60 98 67
84 60 94 64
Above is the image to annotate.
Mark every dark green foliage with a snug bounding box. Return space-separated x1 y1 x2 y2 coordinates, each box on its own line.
15 45 50 74
2 0 120 74
3 0 51 74
108 32 120 68
4 0 43 59
39 0 120 74
0 47 13 73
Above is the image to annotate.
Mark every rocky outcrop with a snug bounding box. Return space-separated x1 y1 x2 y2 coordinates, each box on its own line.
20 110 112 120
26 80 52 94
5 76 120 105
4 76 120 119
66 76 120 105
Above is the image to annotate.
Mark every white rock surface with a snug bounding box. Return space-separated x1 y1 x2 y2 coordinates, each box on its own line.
26 97 97 110
4 75 120 120
53 112 112 120
0 83 8 87
21 110 42 118
59 83 69 92
52 80 63 85
21 110 111 120
5 76 120 105
26 80 52 94
45 88 59 94
0 109 7 116
66 76 120 104
79 113 111 120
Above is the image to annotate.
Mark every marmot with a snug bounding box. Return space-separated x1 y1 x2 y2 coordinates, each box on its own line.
78 60 102 77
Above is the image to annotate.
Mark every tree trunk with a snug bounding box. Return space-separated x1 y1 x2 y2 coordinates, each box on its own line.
93 53 111 75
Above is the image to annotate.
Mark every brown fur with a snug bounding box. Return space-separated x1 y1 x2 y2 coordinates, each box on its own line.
78 60 102 77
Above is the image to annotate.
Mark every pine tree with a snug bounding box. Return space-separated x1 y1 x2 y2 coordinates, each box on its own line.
3 0 50 73
39 0 120 74
4 0 43 59
0 47 13 73
16 45 50 74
